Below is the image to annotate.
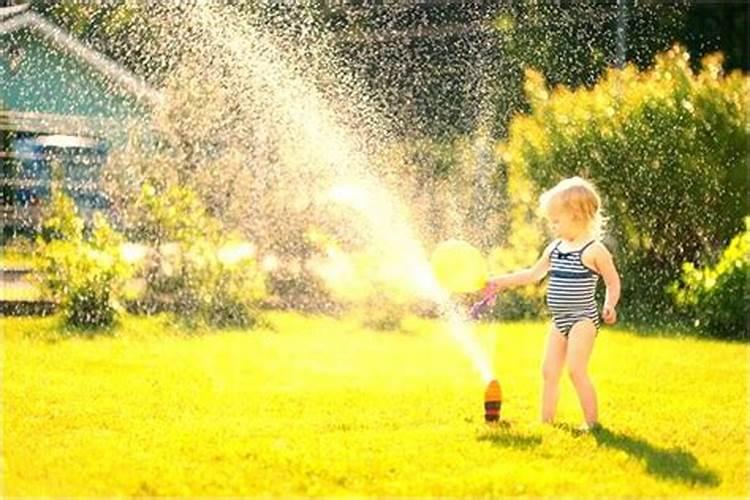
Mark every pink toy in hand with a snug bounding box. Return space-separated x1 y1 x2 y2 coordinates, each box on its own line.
469 281 500 319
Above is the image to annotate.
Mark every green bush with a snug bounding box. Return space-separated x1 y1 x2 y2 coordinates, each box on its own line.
500 46 748 320
128 182 222 244
37 192 130 328
40 187 84 242
668 218 748 339
125 183 267 327
183 240 267 328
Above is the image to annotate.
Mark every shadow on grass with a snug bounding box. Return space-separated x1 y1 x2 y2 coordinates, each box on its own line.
477 422 542 450
563 424 720 487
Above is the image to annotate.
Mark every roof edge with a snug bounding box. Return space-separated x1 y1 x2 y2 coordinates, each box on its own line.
0 11 164 107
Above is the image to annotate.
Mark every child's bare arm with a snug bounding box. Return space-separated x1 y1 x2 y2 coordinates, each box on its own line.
487 242 554 290
591 243 621 323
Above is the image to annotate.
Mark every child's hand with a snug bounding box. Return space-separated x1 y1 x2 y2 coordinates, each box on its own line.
469 281 501 319
602 304 617 324
469 295 495 320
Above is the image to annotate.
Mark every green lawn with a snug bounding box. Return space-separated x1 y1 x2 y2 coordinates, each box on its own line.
2 313 748 496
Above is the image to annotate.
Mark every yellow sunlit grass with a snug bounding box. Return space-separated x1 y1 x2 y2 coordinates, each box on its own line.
2 313 748 496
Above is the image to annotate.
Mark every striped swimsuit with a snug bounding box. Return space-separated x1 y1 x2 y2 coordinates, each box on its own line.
546 240 601 336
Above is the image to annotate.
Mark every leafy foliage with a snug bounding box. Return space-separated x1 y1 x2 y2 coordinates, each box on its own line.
500 46 748 321
128 182 221 244
37 191 130 328
669 218 749 339
125 183 267 327
40 188 84 242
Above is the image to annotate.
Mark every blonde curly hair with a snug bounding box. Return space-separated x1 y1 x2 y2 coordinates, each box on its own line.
539 176 605 239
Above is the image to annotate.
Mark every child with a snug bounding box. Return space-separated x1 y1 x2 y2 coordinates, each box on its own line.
478 177 620 429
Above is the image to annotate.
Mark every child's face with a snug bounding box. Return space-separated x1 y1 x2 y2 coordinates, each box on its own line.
546 202 581 240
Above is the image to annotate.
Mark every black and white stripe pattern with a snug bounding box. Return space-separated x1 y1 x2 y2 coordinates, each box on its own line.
546 240 601 336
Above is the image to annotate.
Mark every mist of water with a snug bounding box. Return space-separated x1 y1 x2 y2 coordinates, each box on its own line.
161 5 496 381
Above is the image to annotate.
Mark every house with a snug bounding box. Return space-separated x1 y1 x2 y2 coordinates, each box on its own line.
0 3 162 237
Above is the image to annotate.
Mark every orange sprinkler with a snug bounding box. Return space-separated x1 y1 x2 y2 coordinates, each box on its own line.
484 379 502 423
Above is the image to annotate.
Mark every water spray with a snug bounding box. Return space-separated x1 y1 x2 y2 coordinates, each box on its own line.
185 7 504 425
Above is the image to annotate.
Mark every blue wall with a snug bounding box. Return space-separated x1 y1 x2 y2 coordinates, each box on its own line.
0 28 146 119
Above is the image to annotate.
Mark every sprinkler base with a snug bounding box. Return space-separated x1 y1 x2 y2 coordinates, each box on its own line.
484 379 502 423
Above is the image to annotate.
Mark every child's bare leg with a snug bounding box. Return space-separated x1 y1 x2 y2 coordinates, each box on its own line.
566 320 598 426
541 326 567 423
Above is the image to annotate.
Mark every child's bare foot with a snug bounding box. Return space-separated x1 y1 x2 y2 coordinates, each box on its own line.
578 422 602 432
